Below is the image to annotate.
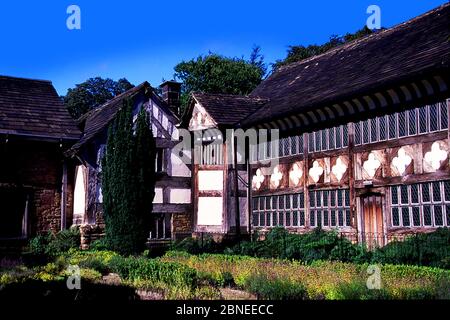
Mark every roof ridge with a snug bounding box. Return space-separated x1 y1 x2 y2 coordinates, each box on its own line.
0 74 52 84
276 2 449 73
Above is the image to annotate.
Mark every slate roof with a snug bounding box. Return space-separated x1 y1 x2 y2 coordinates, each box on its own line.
185 4 449 128
190 92 268 126
241 3 450 126
0 75 80 140
70 82 150 152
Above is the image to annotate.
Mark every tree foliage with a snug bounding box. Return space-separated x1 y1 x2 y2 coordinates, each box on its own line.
64 77 134 119
273 26 374 70
174 46 266 113
102 99 156 255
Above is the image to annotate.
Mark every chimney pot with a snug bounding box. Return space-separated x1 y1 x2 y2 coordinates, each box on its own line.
160 80 181 116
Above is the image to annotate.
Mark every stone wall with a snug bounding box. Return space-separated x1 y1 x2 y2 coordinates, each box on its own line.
172 212 192 240
0 139 76 237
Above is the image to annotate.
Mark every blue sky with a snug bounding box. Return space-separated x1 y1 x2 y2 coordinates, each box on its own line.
0 0 446 95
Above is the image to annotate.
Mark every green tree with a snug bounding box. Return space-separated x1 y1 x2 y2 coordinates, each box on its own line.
63 77 134 119
102 99 155 255
174 46 266 113
273 26 374 70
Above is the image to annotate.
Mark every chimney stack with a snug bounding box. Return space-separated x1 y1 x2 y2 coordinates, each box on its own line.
160 80 181 116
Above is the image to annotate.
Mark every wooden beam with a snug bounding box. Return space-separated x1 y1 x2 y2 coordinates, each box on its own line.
152 203 192 214
155 176 191 188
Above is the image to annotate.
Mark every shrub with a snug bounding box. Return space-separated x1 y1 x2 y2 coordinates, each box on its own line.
109 255 197 290
372 228 450 268
244 274 306 300
28 228 80 258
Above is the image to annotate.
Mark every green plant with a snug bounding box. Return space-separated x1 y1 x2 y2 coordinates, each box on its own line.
27 228 80 258
102 101 156 255
244 274 306 300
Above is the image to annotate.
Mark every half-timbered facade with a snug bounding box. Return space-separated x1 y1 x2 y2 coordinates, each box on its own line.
184 4 450 245
69 81 192 248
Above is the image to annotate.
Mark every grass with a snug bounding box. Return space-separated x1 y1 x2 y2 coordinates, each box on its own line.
1 249 449 300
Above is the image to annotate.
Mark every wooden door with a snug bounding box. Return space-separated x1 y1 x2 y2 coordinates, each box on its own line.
362 195 385 248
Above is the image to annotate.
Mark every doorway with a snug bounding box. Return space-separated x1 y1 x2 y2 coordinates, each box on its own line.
361 194 385 248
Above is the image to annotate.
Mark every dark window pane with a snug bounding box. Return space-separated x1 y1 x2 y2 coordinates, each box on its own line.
424 206 432 226
252 212 259 226
260 212 266 226
354 123 361 145
266 140 271 158
299 193 305 208
252 197 258 210
308 133 314 152
315 131 321 151
330 190 336 206
446 205 450 226
323 210 329 226
389 113 397 139
329 127 336 149
331 210 336 226
412 207 421 226
336 126 342 148
345 209 351 226
279 138 284 157
282 137 290 157
292 193 298 208
379 116 387 140
392 208 400 226
337 190 343 207
402 207 410 226
260 197 265 210
440 102 448 130
422 183 431 202
286 212 291 227
419 106 428 133
391 186 398 205
310 210 316 226
342 125 348 147
298 135 304 154
430 104 438 131
322 129 327 151
323 190 329 206
434 206 443 226
272 212 278 226
300 211 305 226
445 181 450 201
338 210 344 226
286 195 292 209
363 121 369 144
278 195 285 209
398 111 407 137
317 210 322 227
432 182 441 202
411 184 419 203
293 211 298 226
266 196 271 209
309 191 315 207
370 118 378 142
278 212 284 226
400 185 409 204
291 136 297 155
266 212 271 226
408 109 417 135
316 191 322 207
345 190 350 207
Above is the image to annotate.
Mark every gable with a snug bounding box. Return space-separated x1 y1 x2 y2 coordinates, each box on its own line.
188 102 218 131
